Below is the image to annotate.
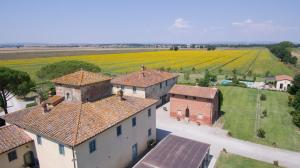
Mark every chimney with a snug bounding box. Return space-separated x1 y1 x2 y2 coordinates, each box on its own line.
42 103 52 113
117 89 124 101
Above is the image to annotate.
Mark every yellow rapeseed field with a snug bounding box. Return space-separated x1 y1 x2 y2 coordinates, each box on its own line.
0 48 294 80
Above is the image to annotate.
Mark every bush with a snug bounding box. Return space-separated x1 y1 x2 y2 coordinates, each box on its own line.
37 60 101 80
257 128 266 138
26 102 38 108
262 110 267 117
184 72 190 80
292 111 300 127
260 94 267 101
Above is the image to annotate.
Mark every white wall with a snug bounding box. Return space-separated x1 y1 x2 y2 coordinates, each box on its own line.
112 77 178 105
25 131 75 168
75 105 156 168
56 85 81 101
276 80 292 91
0 142 35 168
112 85 146 98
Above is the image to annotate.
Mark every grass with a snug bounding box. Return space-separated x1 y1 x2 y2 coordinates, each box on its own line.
0 48 294 81
215 152 278 168
219 86 300 152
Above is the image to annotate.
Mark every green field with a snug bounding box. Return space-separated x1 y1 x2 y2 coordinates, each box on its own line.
0 48 294 81
215 152 278 168
219 86 300 152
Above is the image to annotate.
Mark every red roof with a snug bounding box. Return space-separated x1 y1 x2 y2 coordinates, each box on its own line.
1 95 157 146
169 85 218 99
111 68 178 88
275 75 293 81
0 125 32 154
52 70 111 86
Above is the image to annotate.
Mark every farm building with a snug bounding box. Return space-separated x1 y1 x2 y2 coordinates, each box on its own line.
275 75 293 91
1 70 158 168
169 85 220 125
0 125 36 168
134 134 210 168
111 66 178 106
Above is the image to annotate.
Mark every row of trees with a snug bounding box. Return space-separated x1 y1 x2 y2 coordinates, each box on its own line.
269 41 297 65
288 74 300 127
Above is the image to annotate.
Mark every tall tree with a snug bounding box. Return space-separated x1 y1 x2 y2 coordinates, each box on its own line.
0 67 34 114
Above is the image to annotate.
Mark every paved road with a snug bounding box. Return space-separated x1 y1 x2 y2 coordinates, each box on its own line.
156 103 300 168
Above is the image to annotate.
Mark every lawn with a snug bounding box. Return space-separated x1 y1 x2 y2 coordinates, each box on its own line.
0 48 294 81
219 86 300 152
215 152 277 168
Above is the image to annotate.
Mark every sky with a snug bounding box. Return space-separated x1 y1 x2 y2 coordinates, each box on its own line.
1 0 300 44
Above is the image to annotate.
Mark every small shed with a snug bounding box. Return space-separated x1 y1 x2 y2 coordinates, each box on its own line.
134 135 210 168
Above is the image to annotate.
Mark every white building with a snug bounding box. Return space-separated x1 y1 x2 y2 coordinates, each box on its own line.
275 75 293 91
111 66 178 106
1 70 157 168
0 125 36 168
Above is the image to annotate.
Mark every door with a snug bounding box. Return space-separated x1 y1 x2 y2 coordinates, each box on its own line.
132 143 138 161
185 107 190 118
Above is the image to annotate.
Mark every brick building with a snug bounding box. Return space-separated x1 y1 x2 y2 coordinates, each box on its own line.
169 85 219 125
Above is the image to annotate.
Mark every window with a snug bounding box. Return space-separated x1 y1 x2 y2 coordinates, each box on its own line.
58 144 65 155
37 135 42 145
148 128 152 137
117 125 122 136
132 117 136 127
66 92 70 100
89 139 96 153
165 81 168 86
121 85 124 90
160 83 162 89
185 96 188 99
148 109 151 117
8 150 17 162
133 86 137 93
193 97 196 100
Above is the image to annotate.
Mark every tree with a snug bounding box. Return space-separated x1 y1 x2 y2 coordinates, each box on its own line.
260 94 267 101
36 60 101 80
292 111 300 127
293 90 300 110
183 72 190 81
257 128 266 138
0 67 35 114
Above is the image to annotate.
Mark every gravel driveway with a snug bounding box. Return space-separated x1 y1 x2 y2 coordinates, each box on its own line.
156 103 300 168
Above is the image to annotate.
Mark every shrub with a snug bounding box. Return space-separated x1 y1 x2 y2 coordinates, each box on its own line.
292 111 300 127
26 102 38 108
257 128 266 138
260 94 267 101
288 96 294 106
183 72 190 80
262 110 267 117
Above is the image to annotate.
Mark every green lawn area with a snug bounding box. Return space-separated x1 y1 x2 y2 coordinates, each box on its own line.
219 86 300 152
215 152 277 168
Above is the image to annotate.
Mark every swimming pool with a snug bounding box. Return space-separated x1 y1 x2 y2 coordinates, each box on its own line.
220 80 254 88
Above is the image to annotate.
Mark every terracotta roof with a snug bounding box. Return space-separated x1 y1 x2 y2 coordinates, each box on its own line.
111 68 178 88
169 85 218 99
1 96 157 146
0 125 32 154
134 135 210 168
52 70 111 86
275 75 293 81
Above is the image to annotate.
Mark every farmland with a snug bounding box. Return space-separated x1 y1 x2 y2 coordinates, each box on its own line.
0 48 294 81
